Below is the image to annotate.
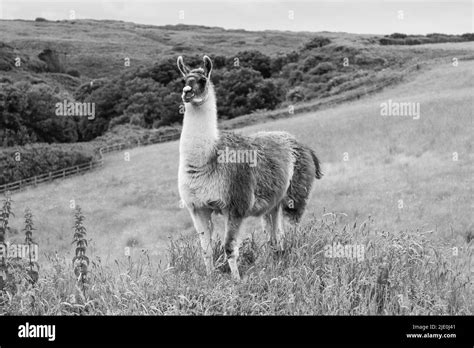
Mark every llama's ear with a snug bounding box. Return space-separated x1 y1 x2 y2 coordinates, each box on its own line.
203 55 213 78
177 56 189 77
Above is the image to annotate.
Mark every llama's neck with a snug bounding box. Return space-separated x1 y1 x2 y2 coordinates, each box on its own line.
179 84 219 167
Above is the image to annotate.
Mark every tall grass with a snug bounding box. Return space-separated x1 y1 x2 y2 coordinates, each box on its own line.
1 205 471 315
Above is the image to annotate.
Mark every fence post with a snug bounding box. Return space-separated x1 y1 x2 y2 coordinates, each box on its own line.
63 170 65 178
49 172 52 182
76 166 79 174
34 176 37 186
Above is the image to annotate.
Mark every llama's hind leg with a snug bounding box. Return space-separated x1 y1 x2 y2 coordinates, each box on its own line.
262 203 285 251
224 213 243 280
189 207 214 275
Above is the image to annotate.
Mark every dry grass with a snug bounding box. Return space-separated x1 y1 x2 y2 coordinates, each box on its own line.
1 212 471 315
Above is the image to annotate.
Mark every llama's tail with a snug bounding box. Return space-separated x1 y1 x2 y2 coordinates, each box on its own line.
282 145 322 224
310 150 323 179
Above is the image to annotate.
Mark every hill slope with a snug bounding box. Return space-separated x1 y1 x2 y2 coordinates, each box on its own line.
0 19 318 78
6 53 473 264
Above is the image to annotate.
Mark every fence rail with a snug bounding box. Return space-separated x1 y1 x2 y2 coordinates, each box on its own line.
0 132 181 194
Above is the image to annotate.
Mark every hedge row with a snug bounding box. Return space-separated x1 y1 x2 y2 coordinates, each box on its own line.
0 143 98 185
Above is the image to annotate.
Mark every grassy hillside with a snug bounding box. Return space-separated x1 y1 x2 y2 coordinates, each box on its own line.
6 54 473 259
2 19 473 148
1 19 471 80
1 48 472 315
0 19 316 79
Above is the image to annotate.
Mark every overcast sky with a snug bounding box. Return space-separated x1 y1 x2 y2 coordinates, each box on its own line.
0 0 472 34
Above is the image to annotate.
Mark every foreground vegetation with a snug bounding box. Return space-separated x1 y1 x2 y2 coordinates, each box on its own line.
0 195 471 315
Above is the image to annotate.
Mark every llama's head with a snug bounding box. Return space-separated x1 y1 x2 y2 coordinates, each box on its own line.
177 55 213 105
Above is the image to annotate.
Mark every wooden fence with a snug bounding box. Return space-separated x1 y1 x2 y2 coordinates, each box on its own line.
0 132 181 194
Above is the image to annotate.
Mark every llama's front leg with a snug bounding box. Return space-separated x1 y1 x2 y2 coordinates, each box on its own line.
224 213 243 280
263 204 285 251
189 207 214 275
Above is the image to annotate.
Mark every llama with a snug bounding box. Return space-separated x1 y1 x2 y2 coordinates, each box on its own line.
177 55 322 280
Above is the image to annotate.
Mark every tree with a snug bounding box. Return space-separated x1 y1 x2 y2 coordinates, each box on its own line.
214 68 283 118
248 79 283 111
141 58 181 85
0 81 79 145
232 50 272 78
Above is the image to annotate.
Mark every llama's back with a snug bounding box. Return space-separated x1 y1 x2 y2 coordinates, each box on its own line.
214 131 322 221
215 131 297 217
249 131 323 223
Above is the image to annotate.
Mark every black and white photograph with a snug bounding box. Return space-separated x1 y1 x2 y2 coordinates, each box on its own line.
0 0 472 346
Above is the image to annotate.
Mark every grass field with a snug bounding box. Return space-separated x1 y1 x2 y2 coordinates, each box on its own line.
7 52 474 258
2 46 473 315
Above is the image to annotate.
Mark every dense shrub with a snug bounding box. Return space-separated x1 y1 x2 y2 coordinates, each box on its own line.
380 33 474 45
74 78 107 101
75 73 182 140
0 42 15 71
302 36 331 50
232 50 272 78
248 78 284 111
26 58 48 73
288 69 304 85
286 86 305 102
140 57 182 85
354 52 387 66
0 143 97 185
461 33 474 41
214 67 283 118
388 33 407 39
38 48 65 73
309 62 336 75
66 69 81 78
379 38 399 45
0 81 79 146
301 54 326 72
211 55 227 69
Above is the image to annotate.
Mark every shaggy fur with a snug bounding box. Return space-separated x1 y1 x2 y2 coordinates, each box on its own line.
183 131 321 220
177 55 322 280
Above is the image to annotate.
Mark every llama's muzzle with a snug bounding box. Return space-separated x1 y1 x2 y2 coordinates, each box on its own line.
182 86 194 102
